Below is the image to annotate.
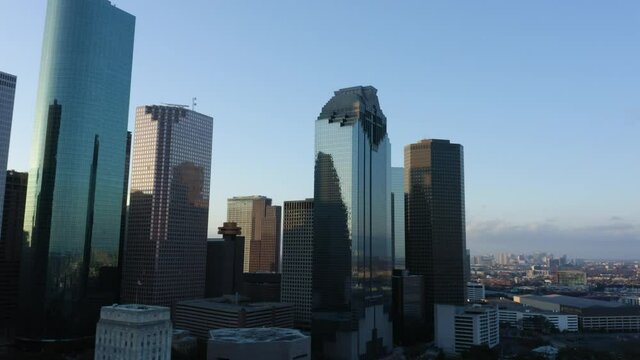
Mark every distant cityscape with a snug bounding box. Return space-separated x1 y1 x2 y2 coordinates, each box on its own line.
0 1 638 360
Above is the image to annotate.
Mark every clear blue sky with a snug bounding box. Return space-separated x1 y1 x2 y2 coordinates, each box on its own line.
1 0 639 258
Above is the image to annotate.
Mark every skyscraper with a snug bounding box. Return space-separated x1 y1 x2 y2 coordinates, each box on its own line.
227 196 282 273
121 105 213 308
205 222 245 298
0 71 16 241
281 198 313 329
0 170 27 338
313 86 393 359
19 0 135 340
391 167 405 270
405 139 467 340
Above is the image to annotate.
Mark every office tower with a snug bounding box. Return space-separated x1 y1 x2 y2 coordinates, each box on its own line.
116 131 132 303
121 105 213 307
19 0 135 340
242 272 282 302
94 304 172 360
207 328 310 360
206 222 245 298
0 71 16 239
392 270 425 346
435 304 499 355
405 139 467 340
313 86 393 359
281 199 313 329
0 170 27 338
391 167 405 270
227 196 282 273
467 282 485 303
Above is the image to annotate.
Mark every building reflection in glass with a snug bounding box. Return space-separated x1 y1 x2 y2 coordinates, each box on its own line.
312 86 393 359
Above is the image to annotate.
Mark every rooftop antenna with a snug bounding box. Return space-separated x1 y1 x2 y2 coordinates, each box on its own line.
192 97 197 111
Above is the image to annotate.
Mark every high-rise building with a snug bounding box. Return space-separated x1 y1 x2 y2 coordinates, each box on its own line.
116 131 132 303
206 222 245 298
0 170 27 338
94 304 172 360
391 167 405 270
227 196 282 273
281 199 313 329
0 71 16 239
121 105 213 308
405 139 467 340
312 86 393 359
392 270 425 346
467 282 486 303
19 0 135 340
435 304 499 355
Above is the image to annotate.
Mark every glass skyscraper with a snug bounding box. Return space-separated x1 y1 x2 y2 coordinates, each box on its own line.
313 86 393 359
121 105 213 308
391 167 405 270
19 0 135 340
0 71 17 242
404 139 467 341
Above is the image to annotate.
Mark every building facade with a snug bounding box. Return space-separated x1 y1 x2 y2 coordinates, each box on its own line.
94 304 172 360
227 196 282 273
392 270 425 345
19 0 135 340
313 86 393 359
405 139 467 340
121 105 213 307
174 296 294 340
391 167 405 270
555 270 587 286
0 170 27 338
467 282 486 303
206 222 245 298
281 199 314 329
435 304 499 355
0 71 16 240
207 328 310 360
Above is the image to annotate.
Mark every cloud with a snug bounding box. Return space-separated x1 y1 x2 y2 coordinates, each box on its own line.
467 219 640 259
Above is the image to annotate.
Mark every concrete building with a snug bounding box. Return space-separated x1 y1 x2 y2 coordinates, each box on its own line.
205 222 245 298
435 304 499 355
0 72 16 243
281 199 313 329
490 298 578 332
555 270 587 286
242 272 281 302
467 282 486 303
174 296 294 340
121 105 213 308
94 304 172 360
392 270 425 345
405 139 467 340
19 0 135 340
227 196 282 273
313 86 393 359
391 167 405 270
620 296 640 306
0 170 27 338
514 294 640 332
207 328 310 360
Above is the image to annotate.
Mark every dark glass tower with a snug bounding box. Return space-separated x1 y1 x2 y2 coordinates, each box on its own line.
313 86 393 359
404 139 467 340
0 71 17 237
121 105 213 308
19 0 135 340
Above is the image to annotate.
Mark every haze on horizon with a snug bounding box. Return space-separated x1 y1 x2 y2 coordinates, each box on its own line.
1 0 638 259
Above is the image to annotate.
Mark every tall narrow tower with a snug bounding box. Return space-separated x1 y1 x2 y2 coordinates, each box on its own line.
19 0 135 340
405 139 467 340
313 86 393 359
121 105 213 308
0 71 16 239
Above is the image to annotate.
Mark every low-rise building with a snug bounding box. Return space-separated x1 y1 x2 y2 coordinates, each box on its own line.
514 294 640 332
207 327 310 360
435 304 499 355
490 298 578 332
555 270 587 286
467 282 485 303
94 304 172 360
174 296 294 339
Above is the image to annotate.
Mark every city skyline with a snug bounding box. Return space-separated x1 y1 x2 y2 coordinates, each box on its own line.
1 1 638 259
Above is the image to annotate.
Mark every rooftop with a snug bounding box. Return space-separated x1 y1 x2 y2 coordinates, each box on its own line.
209 328 308 344
518 295 625 309
177 297 290 313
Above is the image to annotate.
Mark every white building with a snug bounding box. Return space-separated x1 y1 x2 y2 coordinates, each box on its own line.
492 299 578 332
94 304 172 360
435 304 499 355
207 327 310 360
467 282 485 303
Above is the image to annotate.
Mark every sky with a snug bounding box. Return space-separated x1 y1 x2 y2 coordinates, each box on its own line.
1 0 639 259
